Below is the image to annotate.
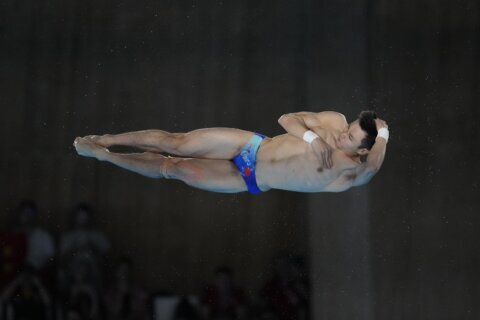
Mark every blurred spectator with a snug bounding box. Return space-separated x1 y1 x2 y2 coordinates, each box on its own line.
0 200 55 289
0 231 26 291
260 255 308 320
17 201 55 272
0 265 52 320
288 256 309 318
172 296 200 320
59 203 110 292
104 257 149 320
200 266 248 320
63 259 101 320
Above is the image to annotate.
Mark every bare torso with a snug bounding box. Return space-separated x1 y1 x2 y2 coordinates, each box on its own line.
255 120 361 193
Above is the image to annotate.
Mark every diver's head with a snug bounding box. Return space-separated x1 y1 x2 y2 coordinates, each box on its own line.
337 110 378 157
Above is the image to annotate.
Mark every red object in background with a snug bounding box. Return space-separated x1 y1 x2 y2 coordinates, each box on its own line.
0 232 27 289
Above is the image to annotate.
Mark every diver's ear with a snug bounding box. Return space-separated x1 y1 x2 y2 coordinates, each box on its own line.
357 148 369 156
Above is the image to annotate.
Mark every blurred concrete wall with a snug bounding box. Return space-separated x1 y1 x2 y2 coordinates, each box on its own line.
366 1 480 319
1 0 480 319
304 1 373 319
0 0 310 294
306 1 480 319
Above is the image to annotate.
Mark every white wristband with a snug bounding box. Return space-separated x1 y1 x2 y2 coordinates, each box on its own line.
377 127 389 142
303 130 319 144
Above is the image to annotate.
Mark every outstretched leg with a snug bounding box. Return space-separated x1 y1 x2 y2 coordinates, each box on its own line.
74 138 249 193
84 128 257 160
74 137 167 178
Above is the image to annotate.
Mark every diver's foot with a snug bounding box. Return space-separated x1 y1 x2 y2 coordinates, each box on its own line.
84 134 112 148
73 137 108 160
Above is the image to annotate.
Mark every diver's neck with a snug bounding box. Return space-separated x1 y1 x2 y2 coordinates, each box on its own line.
343 151 362 163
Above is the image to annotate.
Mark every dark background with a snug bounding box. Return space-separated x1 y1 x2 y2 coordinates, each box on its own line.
1 0 479 319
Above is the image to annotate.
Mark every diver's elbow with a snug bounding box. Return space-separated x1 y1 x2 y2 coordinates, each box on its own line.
278 114 290 126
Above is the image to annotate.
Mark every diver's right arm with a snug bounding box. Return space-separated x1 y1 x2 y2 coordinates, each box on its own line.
352 119 388 186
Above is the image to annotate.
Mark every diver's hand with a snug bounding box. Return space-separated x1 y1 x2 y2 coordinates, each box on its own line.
375 119 389 143
375 118 388 130
311 138 333 169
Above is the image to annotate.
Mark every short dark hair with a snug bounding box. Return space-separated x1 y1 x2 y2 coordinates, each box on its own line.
357 111 378 150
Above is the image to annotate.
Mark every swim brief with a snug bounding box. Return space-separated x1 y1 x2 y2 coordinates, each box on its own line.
232 133 266 195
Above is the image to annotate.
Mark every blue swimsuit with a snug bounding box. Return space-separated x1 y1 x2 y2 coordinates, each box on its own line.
232 133 266 195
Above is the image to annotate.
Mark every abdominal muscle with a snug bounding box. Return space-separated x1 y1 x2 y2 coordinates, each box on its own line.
254 134 356 192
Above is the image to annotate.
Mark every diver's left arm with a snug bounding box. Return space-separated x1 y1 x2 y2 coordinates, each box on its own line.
277 111 345 139
278 111 336 168
352 120 388 186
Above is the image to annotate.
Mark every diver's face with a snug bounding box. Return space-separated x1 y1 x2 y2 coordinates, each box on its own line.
337 121 368 156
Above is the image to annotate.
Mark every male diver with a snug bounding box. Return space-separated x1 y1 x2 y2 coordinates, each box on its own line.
73 110 389 194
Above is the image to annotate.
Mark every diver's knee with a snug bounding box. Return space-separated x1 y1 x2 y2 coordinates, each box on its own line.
161 157 177 179
162 157 187 180
166 133 187 153
171 159 203 184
